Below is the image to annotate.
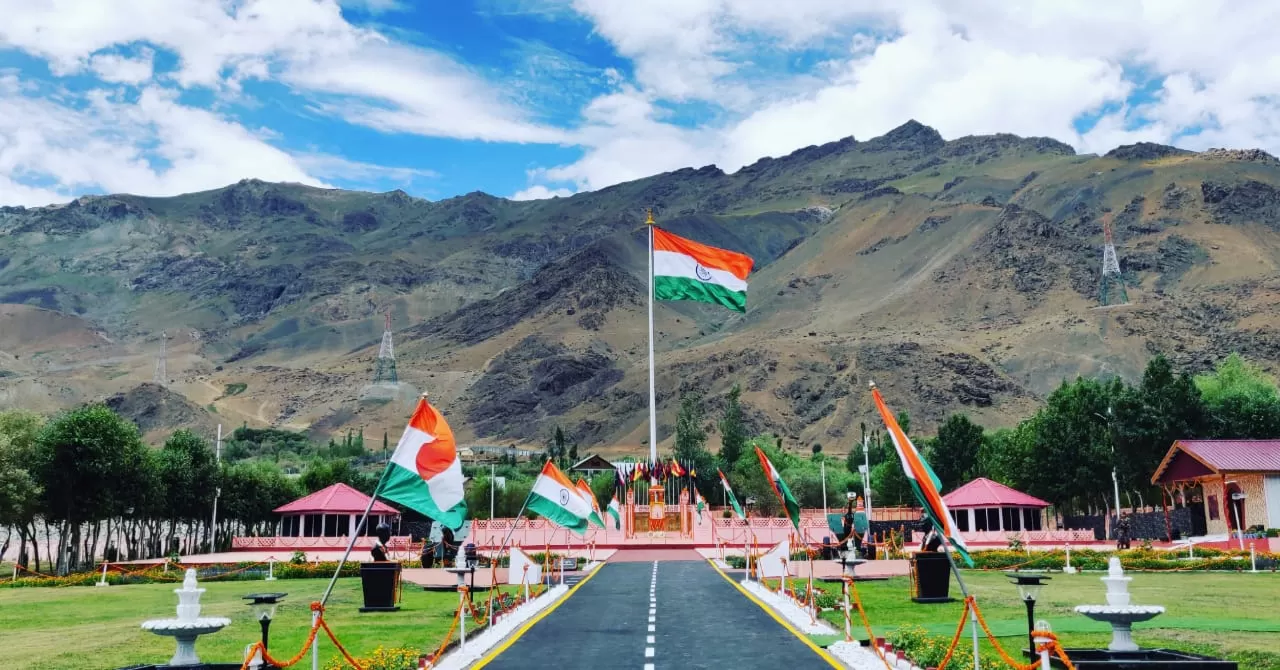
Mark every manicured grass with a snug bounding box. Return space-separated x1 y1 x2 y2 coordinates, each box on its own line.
0 577 524 670
797 571 1280 669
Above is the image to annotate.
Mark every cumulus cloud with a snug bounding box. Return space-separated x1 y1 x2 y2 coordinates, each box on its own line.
511 184 574 200
89 47 155 85
518 0 1280 196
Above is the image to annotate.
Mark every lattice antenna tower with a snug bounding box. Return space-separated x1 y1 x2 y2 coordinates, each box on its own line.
373 311 398 384
1099 220 1129 306
153 331 168 386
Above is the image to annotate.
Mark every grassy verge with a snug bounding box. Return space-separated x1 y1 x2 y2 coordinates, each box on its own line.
0 576 527 670
789 571 1280 669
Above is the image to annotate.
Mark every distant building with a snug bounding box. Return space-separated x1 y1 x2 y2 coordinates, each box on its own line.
1152 440 1280 536
569 454 615 477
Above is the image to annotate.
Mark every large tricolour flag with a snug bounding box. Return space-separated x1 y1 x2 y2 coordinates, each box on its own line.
653 227 754 313
380 397 467 530
527 461 594 536
871 382 972 566
607 495 622 530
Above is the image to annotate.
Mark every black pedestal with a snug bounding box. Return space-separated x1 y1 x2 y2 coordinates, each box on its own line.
359 561 401 612
911 551 954 603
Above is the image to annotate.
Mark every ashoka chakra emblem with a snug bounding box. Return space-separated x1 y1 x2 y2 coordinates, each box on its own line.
694 263 713 281
559 489 570 505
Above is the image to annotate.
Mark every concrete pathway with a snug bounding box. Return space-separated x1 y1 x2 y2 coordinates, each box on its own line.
476 559 839 670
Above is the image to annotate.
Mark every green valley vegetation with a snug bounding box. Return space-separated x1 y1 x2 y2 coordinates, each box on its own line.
0 406 390 573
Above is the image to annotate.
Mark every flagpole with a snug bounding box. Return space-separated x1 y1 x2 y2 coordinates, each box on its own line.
936 531 981 670
646 209 658 465
320 460 394 608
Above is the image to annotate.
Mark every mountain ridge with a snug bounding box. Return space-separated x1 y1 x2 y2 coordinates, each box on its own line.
2 121 1278 454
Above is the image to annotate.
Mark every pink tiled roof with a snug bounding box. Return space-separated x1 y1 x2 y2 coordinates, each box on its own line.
273 483 400 515
942 478 1049 509
1153 440 1280 484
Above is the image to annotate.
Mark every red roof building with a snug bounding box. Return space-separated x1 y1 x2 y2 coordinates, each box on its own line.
1152 440 1280 536
273 483 401 539
942 478 1048 534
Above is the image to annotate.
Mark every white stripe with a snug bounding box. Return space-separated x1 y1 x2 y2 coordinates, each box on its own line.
653 250 747 293
390 425 434 472
531 473 594 518
389 425 464 509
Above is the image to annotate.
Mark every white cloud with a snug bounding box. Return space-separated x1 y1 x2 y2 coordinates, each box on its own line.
0 0 559 142
296 152 438 186
519 0 1280 196
89 47 155 85
511 184 574 200
0 83 322 206
337 0 405 14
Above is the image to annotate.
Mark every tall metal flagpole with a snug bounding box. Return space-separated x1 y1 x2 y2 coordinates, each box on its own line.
210 424 221 552
646 209 658 465
936 531 981 670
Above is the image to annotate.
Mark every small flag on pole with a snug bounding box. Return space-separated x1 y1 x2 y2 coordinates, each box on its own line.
718 469 745 520
575 478 606 529
607 495 622 530
755 445 800 530
527 461 593 536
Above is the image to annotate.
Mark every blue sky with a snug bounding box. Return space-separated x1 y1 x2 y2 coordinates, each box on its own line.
1 0 1278 207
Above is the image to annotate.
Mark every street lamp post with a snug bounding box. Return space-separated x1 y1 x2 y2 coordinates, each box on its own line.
244 592 287 659
1095 409 1123 534
1007 573 1050 660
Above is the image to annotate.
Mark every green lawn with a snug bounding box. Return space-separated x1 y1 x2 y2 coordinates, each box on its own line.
800 571 1280 669
0 577 523 670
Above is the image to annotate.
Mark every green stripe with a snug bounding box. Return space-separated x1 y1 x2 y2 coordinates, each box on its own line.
773 475 802 530
654 275 746 312
723 484 745 520
380 464 468 531
527 491 590 536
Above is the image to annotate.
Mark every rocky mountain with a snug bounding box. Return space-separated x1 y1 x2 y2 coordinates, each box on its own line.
2 120 1278 455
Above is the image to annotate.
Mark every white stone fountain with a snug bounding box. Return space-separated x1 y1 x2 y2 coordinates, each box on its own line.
1074 556 1165 651
140 568 232 666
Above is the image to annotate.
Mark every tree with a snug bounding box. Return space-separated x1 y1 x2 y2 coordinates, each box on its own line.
674 390 708 458
846 422 867 479
547 426 568 468
718 384 748 469
811 443 823 455
299 458 374 494
1020 378 1115 512
1194 353 1280 438
31 405 150 571
927 414 984 492
0 410 43 565
156 430 219 550
1111 355 1207 495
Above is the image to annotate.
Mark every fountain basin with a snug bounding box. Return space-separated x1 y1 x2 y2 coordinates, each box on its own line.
1050 648 1238 669
140 618 231 666
1074 605 1165 652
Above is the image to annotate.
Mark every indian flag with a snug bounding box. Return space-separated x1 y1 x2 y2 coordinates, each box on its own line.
653 226 754 313
380 397 467 530
718 469 745 520
607 495 622 530
574 478 607 529
695 488 706 522
527 461 594 536
871 382 972 566
755 445 800 530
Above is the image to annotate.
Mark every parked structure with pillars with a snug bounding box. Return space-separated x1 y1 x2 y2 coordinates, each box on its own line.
1152 440 1280 537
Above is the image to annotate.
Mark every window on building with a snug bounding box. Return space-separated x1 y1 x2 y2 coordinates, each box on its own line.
986 508 1001 530
1023 508 1042 531
974 508 988 531
1002 507 1022 531
1208 496 1220 520
951 509 970 532
304 514 321 537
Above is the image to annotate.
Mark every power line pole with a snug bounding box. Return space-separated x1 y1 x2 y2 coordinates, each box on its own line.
210 424 222 552
1099 220 1128 306
373 311 398 384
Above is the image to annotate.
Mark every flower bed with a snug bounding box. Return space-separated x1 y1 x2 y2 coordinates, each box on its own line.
1 560 361 588
968 547 1279 572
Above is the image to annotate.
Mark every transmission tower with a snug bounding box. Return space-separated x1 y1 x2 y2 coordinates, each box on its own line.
373 311 398 384
153 331 168 386
1099 220 1129 306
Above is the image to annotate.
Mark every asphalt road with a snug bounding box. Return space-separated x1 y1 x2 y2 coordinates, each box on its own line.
480 559 836 670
